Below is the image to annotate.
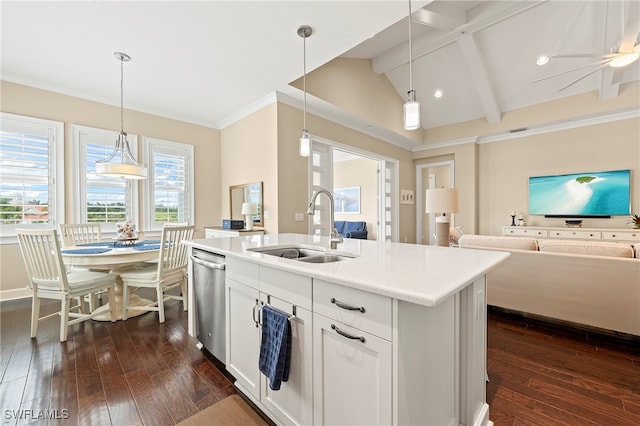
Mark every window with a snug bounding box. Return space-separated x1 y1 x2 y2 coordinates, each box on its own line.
72 125 139 232
143 137 194 231
0 113 64 242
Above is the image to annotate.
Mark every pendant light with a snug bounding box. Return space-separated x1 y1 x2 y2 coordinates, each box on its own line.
297 25 312 157
95 52 147 179
403 0 420 130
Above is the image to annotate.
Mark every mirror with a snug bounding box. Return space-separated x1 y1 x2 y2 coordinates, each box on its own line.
230 182 263 227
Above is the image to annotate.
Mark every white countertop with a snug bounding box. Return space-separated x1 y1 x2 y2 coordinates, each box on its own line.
185 233 510 307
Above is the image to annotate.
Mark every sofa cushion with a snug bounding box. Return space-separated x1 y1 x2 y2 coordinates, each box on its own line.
333 221 346 234
458 235 538 251
538 239 634 258
343 221 366 233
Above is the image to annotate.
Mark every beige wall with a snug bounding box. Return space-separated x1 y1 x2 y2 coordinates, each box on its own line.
477 118 640 235
220 104 278 233
334 158 378 240
414 117 640 237
292 57 422 145
1 81 221 297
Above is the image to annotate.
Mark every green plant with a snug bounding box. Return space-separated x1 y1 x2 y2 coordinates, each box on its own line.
628 213 640 228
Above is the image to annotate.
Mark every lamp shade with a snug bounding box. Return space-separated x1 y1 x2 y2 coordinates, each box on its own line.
241 202 258 215
403 99 420 130
95 161 147 179
425 188 459 214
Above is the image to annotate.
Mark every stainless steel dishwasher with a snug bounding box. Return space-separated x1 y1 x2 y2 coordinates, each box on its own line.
191 248 226 364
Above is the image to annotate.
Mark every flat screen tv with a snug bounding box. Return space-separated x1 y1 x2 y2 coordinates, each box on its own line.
528 169 631 218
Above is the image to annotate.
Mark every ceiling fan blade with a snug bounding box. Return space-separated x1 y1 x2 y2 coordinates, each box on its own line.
558 62 612 91
534 58 614 83
550 53 617 59
618 14 640 52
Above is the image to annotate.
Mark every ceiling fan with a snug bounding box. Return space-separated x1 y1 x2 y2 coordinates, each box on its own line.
535 2 640 91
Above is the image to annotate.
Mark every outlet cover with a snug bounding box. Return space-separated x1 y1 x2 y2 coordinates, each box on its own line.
295 213 304 222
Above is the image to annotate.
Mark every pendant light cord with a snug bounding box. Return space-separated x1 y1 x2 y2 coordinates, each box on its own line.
120 57 125 135
302 34 307 131
408 0 413 91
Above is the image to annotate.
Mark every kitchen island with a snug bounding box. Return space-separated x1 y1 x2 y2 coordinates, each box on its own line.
185 233 509 426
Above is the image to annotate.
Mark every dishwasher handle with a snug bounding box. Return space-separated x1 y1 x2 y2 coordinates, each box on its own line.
190 255 226 270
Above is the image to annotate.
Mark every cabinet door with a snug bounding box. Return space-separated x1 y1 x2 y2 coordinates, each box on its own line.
226 278 261 401
260 295 313 426
313 314 392 426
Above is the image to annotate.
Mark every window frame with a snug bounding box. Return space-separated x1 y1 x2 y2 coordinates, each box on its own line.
0 112 64 244
142 136 194 232
71 124 140 234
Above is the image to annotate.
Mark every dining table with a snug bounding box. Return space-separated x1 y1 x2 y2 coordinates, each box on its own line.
61 239 161 321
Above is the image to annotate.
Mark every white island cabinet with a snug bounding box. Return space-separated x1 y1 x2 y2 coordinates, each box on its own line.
226 257 313 426
185 233 510 426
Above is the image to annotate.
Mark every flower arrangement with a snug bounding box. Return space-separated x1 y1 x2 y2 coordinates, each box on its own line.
628 213 640 229
116 220 137 239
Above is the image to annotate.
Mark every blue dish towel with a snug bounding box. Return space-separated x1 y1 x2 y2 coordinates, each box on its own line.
258 305 291 391
61 248 112 255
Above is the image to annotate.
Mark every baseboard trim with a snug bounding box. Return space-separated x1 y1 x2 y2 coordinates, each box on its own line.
0 287 32 302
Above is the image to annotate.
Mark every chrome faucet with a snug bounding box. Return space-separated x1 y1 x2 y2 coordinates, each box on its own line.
307 189 343 250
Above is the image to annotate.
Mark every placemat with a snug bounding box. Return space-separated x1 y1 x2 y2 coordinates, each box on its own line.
61 248 112 255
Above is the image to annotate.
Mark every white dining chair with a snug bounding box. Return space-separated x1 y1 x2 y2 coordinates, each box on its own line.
121 225 195 323
59 223 109 311
59 223 103 247
16 228 117 342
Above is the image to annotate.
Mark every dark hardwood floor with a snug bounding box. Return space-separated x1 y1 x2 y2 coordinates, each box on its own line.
1 296 639 425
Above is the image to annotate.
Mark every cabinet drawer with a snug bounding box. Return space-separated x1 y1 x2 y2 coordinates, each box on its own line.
548 229 601 240
313 279 392 341
226 257 260 289
260 266 312 311
506 228 547 237
602 231 640 242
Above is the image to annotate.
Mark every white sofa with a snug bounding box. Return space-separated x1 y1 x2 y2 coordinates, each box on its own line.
458 234 640 336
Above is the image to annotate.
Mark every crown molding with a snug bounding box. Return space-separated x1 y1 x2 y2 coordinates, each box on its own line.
413 107 640 151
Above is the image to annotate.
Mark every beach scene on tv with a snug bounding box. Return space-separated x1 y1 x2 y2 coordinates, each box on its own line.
528 170 631 216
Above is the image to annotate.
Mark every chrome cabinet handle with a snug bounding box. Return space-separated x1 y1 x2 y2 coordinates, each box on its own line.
331 324 365 343
330 298 365 313
252 299 259 328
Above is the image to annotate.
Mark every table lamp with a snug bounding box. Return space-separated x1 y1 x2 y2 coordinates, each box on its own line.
425 188 459 247
241 202 258 230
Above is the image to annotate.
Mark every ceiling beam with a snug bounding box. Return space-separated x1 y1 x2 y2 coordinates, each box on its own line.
413 2 466 31
456 35 501 125
373 1 546 75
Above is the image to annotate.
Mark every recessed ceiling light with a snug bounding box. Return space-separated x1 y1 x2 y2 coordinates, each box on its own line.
433 89 443 98
536 55 549 66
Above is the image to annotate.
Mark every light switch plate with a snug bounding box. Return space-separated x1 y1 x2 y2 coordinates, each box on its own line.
295 213 304 222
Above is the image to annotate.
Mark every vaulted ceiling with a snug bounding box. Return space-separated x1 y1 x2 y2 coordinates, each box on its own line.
2 1 639 148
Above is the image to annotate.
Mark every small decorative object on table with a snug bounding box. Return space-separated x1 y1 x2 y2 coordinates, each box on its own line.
510 211 516 226
564 220 583 228
628 213 640 229
115 220 138 245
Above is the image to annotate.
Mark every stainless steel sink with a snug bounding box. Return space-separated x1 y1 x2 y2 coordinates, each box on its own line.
247 245 356 263
247 246 323 259
296 254 352 263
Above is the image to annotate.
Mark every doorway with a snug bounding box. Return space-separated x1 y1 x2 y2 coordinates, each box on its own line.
416 160 455 245
308 138 398 242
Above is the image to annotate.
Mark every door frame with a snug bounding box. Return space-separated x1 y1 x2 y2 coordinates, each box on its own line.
310 136 399 242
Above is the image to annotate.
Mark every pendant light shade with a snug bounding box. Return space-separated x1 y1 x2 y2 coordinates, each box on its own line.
403 0 421 131
298 25 312 157
96 52 147 179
